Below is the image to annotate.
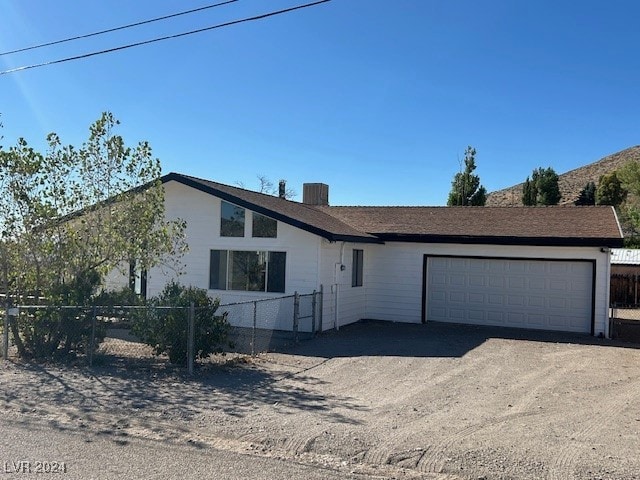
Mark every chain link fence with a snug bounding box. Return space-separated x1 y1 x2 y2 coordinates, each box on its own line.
1 290 322 371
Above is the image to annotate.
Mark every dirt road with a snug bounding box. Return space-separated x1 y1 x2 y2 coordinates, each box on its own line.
1 321 639 479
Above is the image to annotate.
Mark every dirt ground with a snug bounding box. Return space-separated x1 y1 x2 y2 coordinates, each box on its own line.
1 321 640 480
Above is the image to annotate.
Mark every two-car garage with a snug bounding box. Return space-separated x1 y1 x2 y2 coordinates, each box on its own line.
424 255 595 334
309 203 621 337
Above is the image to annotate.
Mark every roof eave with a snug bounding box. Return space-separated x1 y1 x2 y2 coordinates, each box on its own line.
373 233 624 248
330 235 384 244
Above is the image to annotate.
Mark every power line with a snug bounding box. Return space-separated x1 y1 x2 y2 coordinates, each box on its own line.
0 0 331 76
0 0 239 57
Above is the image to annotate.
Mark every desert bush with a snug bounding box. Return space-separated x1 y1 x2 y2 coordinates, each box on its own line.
131 281 229 365
13 306 106 360
92 286 143 307
11 272 106 360
92 287 145 327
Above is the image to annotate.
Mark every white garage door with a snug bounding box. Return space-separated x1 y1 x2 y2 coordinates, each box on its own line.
426 256 593 333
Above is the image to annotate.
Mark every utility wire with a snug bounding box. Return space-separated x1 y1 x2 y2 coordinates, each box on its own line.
0 0 239 56
0 0 331 76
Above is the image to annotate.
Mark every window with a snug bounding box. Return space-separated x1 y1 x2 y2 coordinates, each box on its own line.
352 249 363 287
267 251 286 293
220 201 245 237
128 260 148 299
229 251 266 291
209 250 227 290
209 250 286 293
252 213 277 238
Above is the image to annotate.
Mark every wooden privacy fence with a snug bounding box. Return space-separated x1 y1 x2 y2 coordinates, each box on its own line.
610 274 640 307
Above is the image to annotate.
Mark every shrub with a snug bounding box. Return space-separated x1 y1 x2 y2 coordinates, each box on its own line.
11 272 106 360
92 287 145 327
13 306 106 361
131 281 229 365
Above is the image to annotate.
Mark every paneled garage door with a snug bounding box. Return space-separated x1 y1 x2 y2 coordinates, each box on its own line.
425 256 594 333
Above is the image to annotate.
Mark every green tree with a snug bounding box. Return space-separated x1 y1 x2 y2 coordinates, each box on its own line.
0 112 187 359
575 181 596 206
521 167 561 205
599 171 628 207
615 162 640 239
447 146 487 206
522 176 537 206
617 161 640 197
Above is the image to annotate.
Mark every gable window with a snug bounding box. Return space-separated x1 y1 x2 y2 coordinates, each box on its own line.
209 250 286 293
220 201 245 237
352 249 363 287
252 213 277 238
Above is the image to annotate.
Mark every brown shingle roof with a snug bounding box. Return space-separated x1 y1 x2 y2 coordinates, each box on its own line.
164 173 623 247
317 205 623 246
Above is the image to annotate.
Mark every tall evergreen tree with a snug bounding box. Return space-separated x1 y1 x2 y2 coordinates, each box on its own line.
521 167 561 205
522 176 537 205
575 181 596 205
447 146 487 206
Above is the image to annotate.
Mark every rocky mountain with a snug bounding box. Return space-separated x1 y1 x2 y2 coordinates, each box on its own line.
486 145 640 206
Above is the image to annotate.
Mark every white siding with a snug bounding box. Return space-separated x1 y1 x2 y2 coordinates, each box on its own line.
102 181 324 332
102 265 129 292
365 243 423 322
364 242 610 336
317 240 368 330
147 181 320 295
106 180 612 337
145 181 323 331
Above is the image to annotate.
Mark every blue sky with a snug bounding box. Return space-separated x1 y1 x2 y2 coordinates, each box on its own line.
1 0 639 205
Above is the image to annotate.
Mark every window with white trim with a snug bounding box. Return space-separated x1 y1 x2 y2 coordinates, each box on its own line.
209 250 286 293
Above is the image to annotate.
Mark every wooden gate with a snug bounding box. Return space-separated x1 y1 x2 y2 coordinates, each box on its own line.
610 274 640 307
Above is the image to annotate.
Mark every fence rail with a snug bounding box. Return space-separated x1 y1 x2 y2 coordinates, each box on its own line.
1 290 322 371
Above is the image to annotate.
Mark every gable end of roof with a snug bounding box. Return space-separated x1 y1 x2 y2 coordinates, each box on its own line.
161 173 382 244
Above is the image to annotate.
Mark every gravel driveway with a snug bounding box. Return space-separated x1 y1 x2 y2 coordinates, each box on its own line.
1 321 639 480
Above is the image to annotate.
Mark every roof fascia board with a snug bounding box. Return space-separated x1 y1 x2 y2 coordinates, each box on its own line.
374 233 624 248
611 205 625 239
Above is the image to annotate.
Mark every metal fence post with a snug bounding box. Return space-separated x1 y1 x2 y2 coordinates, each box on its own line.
311 290 317 335
318 284 323 333
609 306 614 339
3 302 9 361
251 300 257 357
187 302 195 376
88 306 97 367
293 292 300 344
